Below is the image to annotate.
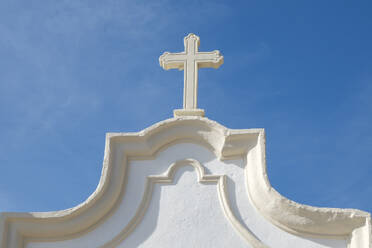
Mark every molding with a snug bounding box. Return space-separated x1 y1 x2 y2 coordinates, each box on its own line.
0 116 370 248
246 130 372 246
173 109 205 117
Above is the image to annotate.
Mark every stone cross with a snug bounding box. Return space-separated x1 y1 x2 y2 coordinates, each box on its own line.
159 33 223 117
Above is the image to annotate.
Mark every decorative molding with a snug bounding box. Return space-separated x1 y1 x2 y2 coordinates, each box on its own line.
0 116 370 248
101 158 266 248
173 108 205 117
246 130 372 247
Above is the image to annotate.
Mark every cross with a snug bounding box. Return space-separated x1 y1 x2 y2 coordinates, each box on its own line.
159 33 223 117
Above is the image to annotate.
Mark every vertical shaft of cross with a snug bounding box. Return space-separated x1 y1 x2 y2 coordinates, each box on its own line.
159 33 224 117
184 35 198 109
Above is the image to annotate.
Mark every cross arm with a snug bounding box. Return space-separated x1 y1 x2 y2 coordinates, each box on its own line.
159 52 187 70
196 50 224 69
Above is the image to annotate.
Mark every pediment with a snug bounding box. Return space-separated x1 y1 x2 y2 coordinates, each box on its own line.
1 117 371 248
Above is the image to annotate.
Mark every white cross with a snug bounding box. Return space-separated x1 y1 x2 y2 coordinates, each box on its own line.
159 33 223 116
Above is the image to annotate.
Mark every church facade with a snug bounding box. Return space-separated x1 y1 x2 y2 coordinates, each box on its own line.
1 34 371 248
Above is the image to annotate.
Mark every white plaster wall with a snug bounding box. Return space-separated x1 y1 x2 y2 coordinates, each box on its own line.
27 143 347 248
120 166 248 247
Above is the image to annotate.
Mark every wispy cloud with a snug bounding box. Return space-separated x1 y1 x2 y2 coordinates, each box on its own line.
0 0 232 135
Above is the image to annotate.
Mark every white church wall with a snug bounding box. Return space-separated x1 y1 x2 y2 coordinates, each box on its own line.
26 143 347 248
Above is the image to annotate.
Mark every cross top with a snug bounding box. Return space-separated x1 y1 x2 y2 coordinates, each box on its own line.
159 33 224 117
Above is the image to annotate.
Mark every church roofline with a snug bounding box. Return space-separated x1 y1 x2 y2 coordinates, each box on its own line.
1 116 371 248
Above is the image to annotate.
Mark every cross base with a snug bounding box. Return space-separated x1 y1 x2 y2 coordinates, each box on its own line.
173 109 205 117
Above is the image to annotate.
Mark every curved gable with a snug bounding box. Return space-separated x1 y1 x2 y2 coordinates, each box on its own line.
1 117 370 248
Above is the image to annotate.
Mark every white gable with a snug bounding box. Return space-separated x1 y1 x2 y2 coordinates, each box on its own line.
25 142 348 248
1 118 370 248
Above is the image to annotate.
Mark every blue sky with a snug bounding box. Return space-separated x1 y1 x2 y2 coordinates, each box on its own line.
0 0 371 214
